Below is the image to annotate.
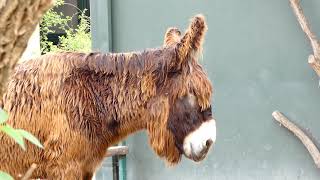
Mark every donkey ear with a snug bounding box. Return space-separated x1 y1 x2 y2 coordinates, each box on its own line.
177 14 207 63
163 27 181 47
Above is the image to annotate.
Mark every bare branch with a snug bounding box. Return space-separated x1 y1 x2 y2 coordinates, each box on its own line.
289 0 320 58
308 54 320 77
290 0 320 78
21 163 37 180
272 111 320 168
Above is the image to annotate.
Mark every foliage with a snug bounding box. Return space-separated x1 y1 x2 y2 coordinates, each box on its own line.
0 108 43 179
49 10 91 52
40 0 71 53
0 108 43 150
0 108 8 124
0 171 13 180
40 0 91 53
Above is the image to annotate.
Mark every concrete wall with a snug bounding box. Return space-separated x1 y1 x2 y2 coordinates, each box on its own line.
92 0 320 179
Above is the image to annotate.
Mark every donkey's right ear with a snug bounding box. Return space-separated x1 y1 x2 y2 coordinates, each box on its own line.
163 27 181 47
177 14 207 64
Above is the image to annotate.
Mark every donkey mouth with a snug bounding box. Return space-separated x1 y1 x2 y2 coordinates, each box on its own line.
186 139 213 162
182 119 216 162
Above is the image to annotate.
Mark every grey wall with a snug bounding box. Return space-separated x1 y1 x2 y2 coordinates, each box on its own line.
92 0 320 179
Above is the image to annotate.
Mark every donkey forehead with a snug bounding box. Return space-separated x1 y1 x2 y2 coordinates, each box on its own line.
186 94 197 107
176 93 202 109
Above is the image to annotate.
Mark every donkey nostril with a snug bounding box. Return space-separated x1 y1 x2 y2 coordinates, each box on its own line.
205 139 213 147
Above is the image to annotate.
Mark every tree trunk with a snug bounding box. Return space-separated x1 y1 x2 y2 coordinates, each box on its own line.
0 0 53 97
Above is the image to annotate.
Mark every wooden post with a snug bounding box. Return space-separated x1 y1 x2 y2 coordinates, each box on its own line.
106 146 129 157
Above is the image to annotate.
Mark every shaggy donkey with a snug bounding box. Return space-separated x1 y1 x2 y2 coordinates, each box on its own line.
0 14 216 179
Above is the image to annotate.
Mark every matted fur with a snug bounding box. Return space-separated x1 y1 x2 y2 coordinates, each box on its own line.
0 14 213 179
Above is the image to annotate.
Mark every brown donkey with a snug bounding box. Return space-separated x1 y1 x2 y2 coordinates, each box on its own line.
0 14 216 179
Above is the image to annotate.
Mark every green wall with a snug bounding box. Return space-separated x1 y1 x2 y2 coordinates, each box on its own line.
92 0 320 179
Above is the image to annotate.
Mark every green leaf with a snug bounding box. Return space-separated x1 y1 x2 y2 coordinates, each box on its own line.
17 129 43 149
0 125 25 150
0 108 8 124
0 171 14 180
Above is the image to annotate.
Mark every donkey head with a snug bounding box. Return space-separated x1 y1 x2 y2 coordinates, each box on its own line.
146 14 216 165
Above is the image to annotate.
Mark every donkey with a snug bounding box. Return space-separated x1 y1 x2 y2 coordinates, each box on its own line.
0 14 216 179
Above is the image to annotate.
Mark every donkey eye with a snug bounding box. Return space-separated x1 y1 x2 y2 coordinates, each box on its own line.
168 69 182 78
202 107 212 117
204 111 212 117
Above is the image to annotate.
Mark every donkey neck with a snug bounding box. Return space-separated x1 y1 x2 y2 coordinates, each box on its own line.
54 49 175 146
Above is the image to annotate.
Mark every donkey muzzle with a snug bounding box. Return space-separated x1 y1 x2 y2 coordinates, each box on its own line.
183 119 216 162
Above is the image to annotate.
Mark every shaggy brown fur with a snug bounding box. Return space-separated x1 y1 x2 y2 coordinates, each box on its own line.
0 14 213 179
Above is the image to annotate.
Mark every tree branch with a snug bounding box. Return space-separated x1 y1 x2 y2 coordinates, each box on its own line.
290 0 320 57
308 54 320 77
272 111 320 168
0 0 53 97
21 163 37 180
289 0 320 76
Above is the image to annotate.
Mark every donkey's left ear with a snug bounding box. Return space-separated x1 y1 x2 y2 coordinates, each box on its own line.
163 27 181 47
177 14 207 64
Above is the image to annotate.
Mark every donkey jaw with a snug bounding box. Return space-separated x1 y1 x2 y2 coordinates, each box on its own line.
182 119 216 162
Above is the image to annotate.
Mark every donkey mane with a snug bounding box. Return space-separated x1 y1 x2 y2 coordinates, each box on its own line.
17 47 175 78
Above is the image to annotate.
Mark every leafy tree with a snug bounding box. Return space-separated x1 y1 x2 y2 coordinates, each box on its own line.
40 0 91 53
